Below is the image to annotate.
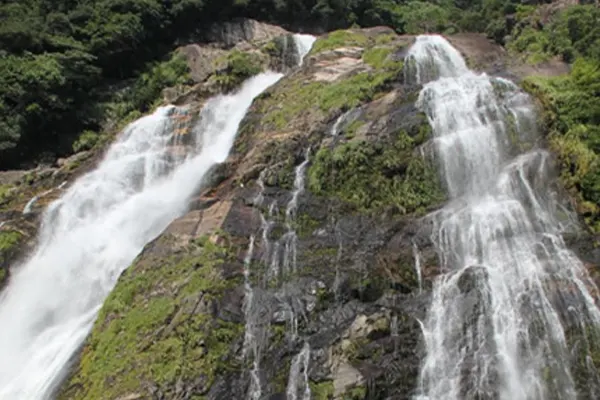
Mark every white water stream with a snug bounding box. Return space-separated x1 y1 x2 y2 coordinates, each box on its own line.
408 35 600 400
0 71 283 399
240 34 315 400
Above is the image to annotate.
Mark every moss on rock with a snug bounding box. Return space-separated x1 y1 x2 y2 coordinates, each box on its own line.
311 30 369 54
310 380 335 399
0 229 23 266
256 39 404 132
59 235 244 400
211 50 264 92
307 130 444 215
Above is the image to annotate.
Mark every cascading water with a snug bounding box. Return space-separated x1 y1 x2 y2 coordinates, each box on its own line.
286 342 312 400
0 71 283 399
412 242 423 294
407 35 600 400
293 34 317 66
241 34 316 400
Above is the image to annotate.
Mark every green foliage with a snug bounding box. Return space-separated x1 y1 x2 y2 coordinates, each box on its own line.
311 30 369 54
523 57 600 230
261 44 403 130
343 385 367 399
310 380 335 400
307 131 444 214
1 0 597 169
213 50 263 92
505 5 600 64
72 130 101 152
61 235 244 400
0 230 23 266
129 52 192 112
362 47 393 69
0 185 14 205
399 1 453 35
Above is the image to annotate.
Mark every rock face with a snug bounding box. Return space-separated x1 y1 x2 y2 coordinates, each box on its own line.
58 26 444 400
2 22 594 400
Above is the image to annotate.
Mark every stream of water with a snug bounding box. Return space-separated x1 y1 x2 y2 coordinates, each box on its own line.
0 72 283 399
408 35 600 400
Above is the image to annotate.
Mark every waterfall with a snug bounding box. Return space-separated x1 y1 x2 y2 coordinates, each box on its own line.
293 34 317 66
286 342 312 400
0 71 283 399
23 188 55 215
240 34 316 400
413 242 423 294
407 34 600 400
330 113 347 136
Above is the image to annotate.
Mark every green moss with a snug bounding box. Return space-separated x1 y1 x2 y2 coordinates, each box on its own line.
311 30 369 54
375 33 397 45
0 230 22 265
307 131 444 215
293 213 322 238
261 57 402 131
310 380 335 400
0 184 14 205
343 385 367 399
319 67 402 111
213 50 263 92
61 236 244 400
262 80 325 129
362 47 393 69
344 119 365 139
72 130 107 153
522 62 600 230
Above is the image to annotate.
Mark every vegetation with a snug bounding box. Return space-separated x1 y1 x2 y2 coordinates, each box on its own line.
2 0 581 169
514 5 600 231
212 50 264 92
308 130 444 214
261 34 405 130
0 230 23 270
310 30 370 54
60 234 244 400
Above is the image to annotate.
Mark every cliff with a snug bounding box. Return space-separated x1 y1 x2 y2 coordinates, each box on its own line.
0 7 599 398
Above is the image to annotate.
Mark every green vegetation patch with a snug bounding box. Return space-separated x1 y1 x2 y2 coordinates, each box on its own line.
0 230 23 266
522 58 600 230
307 130 444 215
311 30 369 54
260 48 403 131
0 185 15 206
60 235 244 400
106 52 192 126
310 380 335 400
506 5 600 64
213 50 263 92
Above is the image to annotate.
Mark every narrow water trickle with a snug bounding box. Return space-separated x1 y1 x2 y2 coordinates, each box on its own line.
241 34 316 400
293 34 317 66
23 188 54 215
330 112 347 136
406 34 600 400
412 242 423 294
333 221 344 302
243 235 263 400
0 72 283 399
286 342 312 400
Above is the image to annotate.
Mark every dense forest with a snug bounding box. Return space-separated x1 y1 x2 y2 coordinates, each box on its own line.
0 0 598 170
